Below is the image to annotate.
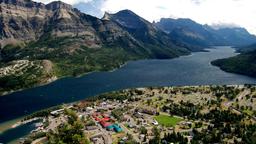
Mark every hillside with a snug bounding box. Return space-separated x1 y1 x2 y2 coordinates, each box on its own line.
237 43 256 53
0 0 190 95
156 18 256 48
212 49 256 78
156 18 223 48
104 10 189 58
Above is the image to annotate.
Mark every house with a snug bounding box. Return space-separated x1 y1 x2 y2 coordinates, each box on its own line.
86 107 93 112
50 109 64 117
100 121 112 128
90 134 104 144
113 124 122 132
107 125 115 131
152 119 159 125
179 121 193 129
134 112 144 118
106 124 122 132
127 123 135 128
139 134 146 140
86 126 98 131
136 107 158 115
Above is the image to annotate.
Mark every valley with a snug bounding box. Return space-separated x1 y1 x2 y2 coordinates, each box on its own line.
0 46 255 124
1 0 256 143
0 0 191 95
1 0 256 96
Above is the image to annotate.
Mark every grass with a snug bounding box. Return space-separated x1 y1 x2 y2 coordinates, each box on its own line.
154 114 183 127
243 109 254 116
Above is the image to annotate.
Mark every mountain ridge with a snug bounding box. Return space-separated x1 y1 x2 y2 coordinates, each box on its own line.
0 0 190 95
1 0 256 95
155 18 256 48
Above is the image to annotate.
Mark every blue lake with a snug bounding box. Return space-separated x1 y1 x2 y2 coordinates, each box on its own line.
1 46 256 142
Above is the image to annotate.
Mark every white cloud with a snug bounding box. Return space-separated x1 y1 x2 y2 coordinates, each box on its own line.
35 0 256 35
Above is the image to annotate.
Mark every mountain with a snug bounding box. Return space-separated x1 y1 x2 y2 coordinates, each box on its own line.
156 18 256 47
236 43 256 53
0 0 190 95
211 43 256 78
206 27 256 46
103 10 190 57
0 0 140 49
0 1 189 58
155 18 224 48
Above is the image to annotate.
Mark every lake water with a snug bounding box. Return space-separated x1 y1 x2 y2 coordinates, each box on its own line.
0 119 41 144
1 46 256 142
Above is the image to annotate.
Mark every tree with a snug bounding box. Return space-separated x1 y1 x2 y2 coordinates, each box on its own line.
149 127 160 144
47 109 90 144
147 99 152 106
140 126 147 134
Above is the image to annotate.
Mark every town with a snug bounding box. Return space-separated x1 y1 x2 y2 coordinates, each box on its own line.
20 85 256 144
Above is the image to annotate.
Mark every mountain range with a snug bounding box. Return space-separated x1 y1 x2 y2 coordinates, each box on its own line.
0 0 256 95
0 0 189 59
155 18 256 48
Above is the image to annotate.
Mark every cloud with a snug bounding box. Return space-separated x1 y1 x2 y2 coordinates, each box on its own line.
191 0 206 5
35 0 256 35
101 0 256 35
210 23 241 30
73 0 105 18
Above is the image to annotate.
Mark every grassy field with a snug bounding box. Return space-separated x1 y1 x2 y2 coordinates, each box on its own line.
154 115 182 127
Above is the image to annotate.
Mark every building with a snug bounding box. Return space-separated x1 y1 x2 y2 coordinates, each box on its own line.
136 107 158 115
50 109 64 117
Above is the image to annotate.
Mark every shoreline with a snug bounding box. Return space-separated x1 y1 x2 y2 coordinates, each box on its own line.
0 76 58 97
0 52 190 97
2 46 253 126
11 117 41 129
0 117 24 134
2 84 256 143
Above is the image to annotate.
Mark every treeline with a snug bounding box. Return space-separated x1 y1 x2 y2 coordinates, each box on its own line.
86 89 144 101
23 105 63 121
191 123 256 143
203 109 244 123
210 85 240 100
162 132 188 144
162 101 201 119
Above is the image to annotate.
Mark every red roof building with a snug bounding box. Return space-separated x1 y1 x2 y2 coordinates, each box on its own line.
100 121 112 128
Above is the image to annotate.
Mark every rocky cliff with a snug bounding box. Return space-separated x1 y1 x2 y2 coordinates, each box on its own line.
0 0 190 95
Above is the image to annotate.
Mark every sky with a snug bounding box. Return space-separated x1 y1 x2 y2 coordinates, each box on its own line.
35 0 256 35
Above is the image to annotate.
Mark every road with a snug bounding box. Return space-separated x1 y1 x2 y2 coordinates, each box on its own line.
120 123 141 142
223 89 256 122
224 89 250 107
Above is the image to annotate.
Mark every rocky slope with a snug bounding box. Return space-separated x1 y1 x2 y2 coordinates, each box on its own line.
0 0 133 48
156 18 223 48
0 0 190 95
103 10 190 58
156 18 256 48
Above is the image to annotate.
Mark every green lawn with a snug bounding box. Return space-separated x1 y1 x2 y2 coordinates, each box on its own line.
154 115 182 127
